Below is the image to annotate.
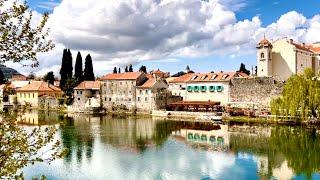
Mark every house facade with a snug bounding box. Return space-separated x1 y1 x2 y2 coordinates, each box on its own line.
16 81 62 108
101 72 147 111
135 78 169 112
69 81 101 112
257 37 320 80
167 73 194 100
184 72 248 104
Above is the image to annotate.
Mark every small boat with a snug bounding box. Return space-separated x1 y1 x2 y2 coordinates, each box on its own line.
196 115 223 123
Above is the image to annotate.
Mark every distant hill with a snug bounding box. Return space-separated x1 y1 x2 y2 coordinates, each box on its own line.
0 64 22 79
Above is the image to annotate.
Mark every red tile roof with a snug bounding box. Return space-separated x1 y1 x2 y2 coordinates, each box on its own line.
137 78 156 88
290 42 314 53
101 72 143 80
170 72 248 83
74 81 101 90
17 81 61 92
11 74 27 81
307 45 320 54
258 38 272 46
169 73 195 83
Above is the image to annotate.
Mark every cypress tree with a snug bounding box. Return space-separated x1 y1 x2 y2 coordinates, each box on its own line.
83 54 95 81
74 52 83 82
125 66 128 72
129 64 133 72
43 71 55 85
113 67 117 74
118 68 121 73
59 49 68 89
139 65 147 73
66 49 73 78
0 69 5 84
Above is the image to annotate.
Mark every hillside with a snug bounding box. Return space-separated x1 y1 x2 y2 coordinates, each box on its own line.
0 64 22 79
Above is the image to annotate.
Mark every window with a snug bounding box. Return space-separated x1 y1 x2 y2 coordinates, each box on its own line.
78 98 80 101
33 93 34 98
194 86 199 92
109 98 112 101
211 74 217 80
145 90 148 94
128 98 131 102
221 74 229 80
28 93 30 98
260 52 265 59
209 86 215 92
140 90 143 94
80 91 82 95
138 97 141 101
104 83 107 87
105 97 107 101
201 86 207 92
120 82 122 85
217 86 224 92
191 75 198 81
145 97 148 102
187 86 193 92
201 75 207 80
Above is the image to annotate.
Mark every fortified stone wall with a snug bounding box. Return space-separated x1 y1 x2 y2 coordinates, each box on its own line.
230 77 284 108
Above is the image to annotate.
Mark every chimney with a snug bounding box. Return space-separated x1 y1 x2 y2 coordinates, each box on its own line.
289 39 293 44
302 42 306 47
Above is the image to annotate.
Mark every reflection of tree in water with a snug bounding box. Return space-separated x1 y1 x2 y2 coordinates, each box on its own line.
60 116 94 164
230 126 320 178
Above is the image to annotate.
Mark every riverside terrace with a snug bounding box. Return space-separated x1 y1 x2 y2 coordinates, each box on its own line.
167 101 222 112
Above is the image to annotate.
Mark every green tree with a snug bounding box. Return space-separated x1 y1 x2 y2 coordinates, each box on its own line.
74 52 83 83
0 68 5 84
60 49 73 89
125 66 128 72
113 67 117 74
43 71 55 85
139 65 147 73
0 1 65 178
271 68 320 120
0 0 54 67
118 67 121 73
83 54 95 81
239 63 250 75
27 72 35 80
129 64 133 72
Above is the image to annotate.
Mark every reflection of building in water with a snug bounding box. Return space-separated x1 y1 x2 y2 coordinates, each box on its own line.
172 125 230 150
272 160 294 180
252 155 269 177
16 110 60 125
67 114 162 152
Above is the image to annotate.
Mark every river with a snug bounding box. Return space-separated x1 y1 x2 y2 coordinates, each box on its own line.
16 110 320 179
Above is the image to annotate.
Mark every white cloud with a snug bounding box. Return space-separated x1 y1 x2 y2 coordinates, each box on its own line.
4 1 320 77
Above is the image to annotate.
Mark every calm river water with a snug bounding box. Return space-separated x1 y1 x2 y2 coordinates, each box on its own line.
17 110 320 179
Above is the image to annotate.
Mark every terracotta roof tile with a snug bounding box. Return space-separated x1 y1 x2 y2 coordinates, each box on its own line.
258 38 272 46
182 72 248 82
17 81 61 92
169 73 195 83
137 78 156 88
291 42 313 53
307 45 320 54
74 81 101 90
101 72 143 80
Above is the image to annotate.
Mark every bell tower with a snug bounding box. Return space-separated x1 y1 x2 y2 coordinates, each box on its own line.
257 35 273 77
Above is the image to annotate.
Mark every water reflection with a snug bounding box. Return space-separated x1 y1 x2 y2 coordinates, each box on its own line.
19 112 320 179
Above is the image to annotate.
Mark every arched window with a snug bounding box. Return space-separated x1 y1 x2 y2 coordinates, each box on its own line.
260 52 265 59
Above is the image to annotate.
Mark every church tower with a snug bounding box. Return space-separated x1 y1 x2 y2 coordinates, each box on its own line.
256 36 273 77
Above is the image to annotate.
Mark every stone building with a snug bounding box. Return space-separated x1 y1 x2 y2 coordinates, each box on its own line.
100 72 147 111
68 81 101 112
135 77 169 112
167 73 195 100
149 69 170 78
184 72 248 104
257 37 320 80
16 81 62 108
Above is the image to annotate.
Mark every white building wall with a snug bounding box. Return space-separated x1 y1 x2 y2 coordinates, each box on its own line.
185 82 230 104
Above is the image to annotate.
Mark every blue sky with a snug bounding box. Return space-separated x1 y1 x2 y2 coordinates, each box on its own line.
16 0 320 76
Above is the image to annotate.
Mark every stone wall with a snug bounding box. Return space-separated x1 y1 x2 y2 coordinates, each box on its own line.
230 77 284 108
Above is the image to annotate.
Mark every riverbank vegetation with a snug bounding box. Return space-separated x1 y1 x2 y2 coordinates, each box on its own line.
271 69 320 121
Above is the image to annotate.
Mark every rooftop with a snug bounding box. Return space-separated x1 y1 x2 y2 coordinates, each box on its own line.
101 72 143 80
137 78 156 88
74 81 101 90
17 81 62 92
169 72 248 83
